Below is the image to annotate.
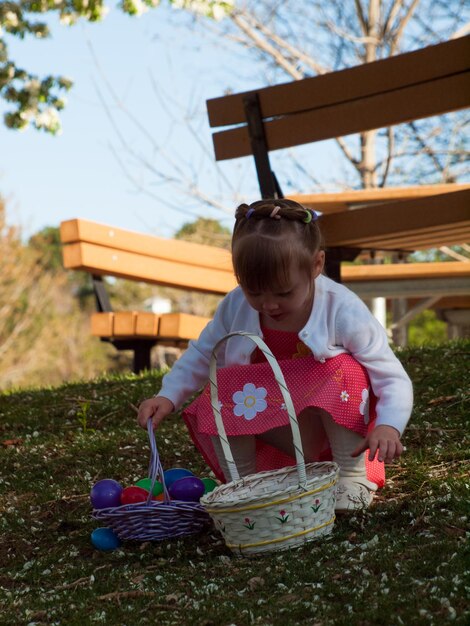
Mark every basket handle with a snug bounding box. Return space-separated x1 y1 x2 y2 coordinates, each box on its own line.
146 419 171 504
209 331 307 485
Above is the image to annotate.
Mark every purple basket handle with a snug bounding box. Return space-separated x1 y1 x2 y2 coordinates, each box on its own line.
146 419 171 505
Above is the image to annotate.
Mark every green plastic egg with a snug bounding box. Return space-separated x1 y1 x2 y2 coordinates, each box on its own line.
201 477 218 494
135 478 163 497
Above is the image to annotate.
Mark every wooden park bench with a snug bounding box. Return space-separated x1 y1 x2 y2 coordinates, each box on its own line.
206 35 470 280
60 218 237 372
60 216 469 372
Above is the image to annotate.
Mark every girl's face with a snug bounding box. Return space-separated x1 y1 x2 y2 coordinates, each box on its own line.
242 252 324 332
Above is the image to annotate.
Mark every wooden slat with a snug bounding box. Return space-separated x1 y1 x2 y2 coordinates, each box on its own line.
341 262 470 282
212 72 469 160
345 277 470 299
320 189 470 251
158 313 210 340
91 312 114 337
407 296 470 309
60 219 233 272
90 311 210 340
62 241 237 295
114 312 137 336
431 296 470 309
349 228 470 251
288 184 470 214
338 225 470 250
135 313 160 337
207 36 470 127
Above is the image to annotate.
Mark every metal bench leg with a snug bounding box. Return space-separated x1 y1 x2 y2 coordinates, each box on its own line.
133 344 152 374
325 247 361 283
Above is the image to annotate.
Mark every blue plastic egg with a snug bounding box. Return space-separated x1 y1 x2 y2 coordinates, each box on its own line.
91 527 121 552
168 476 205 502
163 468 194 488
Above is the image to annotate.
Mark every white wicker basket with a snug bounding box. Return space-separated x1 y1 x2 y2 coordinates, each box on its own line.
200 331 339 556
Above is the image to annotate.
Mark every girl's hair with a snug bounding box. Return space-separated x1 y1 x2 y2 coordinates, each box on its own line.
232 198 323 293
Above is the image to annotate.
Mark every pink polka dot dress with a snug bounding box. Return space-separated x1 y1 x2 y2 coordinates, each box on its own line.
182 325 385 487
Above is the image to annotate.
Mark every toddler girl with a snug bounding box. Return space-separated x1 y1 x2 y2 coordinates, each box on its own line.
138 199 413 511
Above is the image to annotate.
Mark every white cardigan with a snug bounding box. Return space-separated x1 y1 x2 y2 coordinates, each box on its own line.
159 274 413 435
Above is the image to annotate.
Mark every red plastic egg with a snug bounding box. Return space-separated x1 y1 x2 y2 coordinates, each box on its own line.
168 476 205 502
120 486 149 505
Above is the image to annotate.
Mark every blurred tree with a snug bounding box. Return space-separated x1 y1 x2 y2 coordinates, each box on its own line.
28 226 63 271
175 216 231 248
150 216 230 317
408 310 448 345
0 0 233 133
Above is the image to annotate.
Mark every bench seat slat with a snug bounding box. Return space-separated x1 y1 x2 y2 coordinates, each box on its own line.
345 229 470 251
90 312 210 341
289 183 470 215
158 313 210 340
342 262 470 282
90 312 114 337
320 190 470 250
135 312 160 336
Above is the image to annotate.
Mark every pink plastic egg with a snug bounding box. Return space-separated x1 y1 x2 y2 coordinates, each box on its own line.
168 476 205 502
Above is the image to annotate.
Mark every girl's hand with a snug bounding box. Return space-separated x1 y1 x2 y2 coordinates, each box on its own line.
137 396 175 430
351 424 403 463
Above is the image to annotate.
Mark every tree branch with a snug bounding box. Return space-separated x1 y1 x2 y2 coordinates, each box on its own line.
439 246 469 262
391 0 421 51
380 126 395 187
354 0 369 35
382 0 405 40
237 11 329 75
230 12 304 79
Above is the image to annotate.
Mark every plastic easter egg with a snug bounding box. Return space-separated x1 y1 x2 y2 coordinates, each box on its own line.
91 527 121 552
90 479 123 509
135 478 163 497
163 468 194 488
120 486 149 505
152 492 166 502
201 477 218 494
168 476 205 502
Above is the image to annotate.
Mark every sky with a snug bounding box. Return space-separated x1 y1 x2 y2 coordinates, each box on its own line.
1 5 333 241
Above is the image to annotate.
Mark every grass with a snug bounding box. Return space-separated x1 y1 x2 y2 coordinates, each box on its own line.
0 340 469 625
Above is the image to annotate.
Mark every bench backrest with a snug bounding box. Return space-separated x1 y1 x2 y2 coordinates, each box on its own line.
61 217 469 286
60 219 238 295
207 36 470 161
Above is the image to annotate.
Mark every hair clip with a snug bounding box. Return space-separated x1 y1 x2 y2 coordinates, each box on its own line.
269 206 282 219
303 209 318 223
246 208 255 219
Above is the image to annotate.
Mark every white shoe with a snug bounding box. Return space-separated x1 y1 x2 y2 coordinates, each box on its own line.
335 478 376 512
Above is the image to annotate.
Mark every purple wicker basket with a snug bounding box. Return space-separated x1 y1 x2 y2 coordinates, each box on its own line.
92 420 212 541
